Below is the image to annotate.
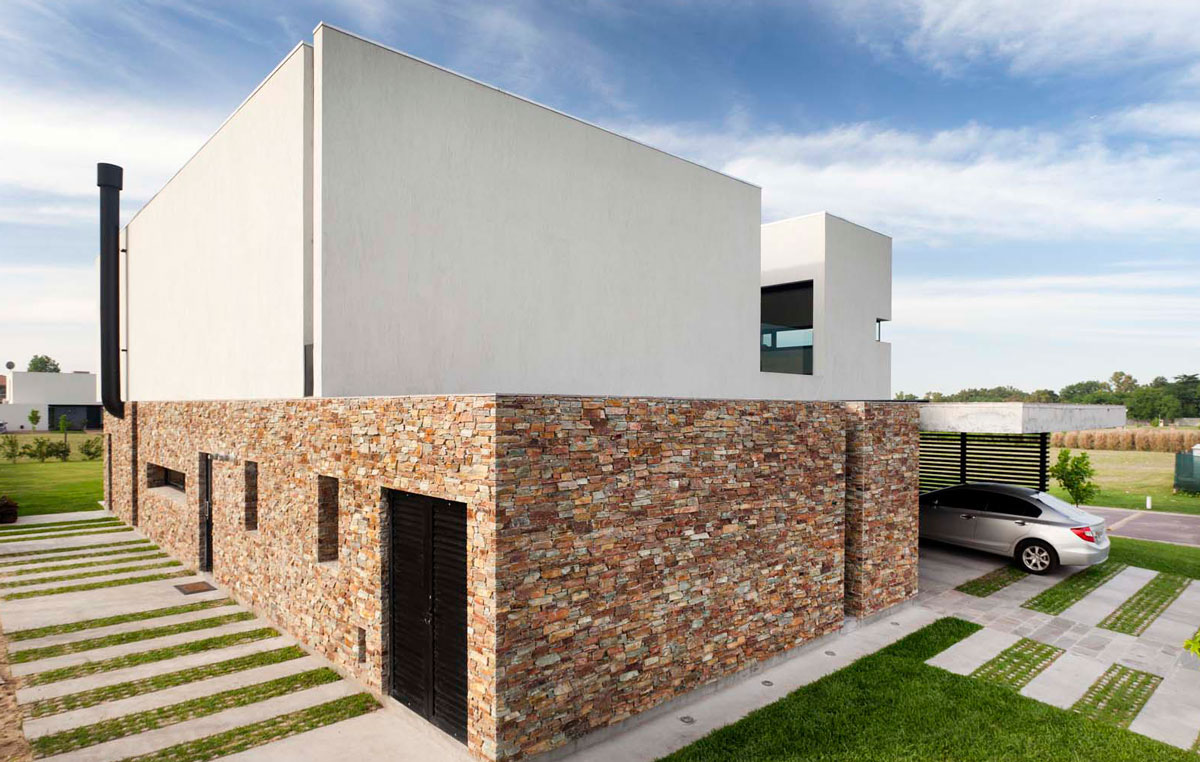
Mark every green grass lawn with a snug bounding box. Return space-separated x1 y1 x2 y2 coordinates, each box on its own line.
0 460 104 515
1050 448 1200 514
660 618 1192 762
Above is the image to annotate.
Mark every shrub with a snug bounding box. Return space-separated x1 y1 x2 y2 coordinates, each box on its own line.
1078 431 1095 449
1135 431 1154 452
1050 432 1064 447
79 436 103 461
1048 449 1100 506
1062 432 1078 448
1 435 18 464
46 441 71 462
19 438 52 463
0 496 16 524
1117 430 1135 450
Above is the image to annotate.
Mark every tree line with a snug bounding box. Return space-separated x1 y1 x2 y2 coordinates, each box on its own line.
895 372 1200 421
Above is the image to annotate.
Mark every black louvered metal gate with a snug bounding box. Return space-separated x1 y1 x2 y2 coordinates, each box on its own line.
387 489 468 744
919 432 1049 494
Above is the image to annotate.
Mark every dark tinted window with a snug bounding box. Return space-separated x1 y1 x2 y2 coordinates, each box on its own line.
986 493 1042 518
937 488 990 510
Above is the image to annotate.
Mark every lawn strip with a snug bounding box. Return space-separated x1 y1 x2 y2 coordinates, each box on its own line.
1100 573 1190 635
972 638 1064 690
114 692 379 762
0 560 181 590
0 520 120 537
1 551 168 576
9 599 235 642
23 627 279 686
660 616 1192 762
0 526 134 544
1110 537 1200 580
30 667 342 757
1023 561 1127 615
956 566 1029 597
12 612 256 663
24 646 306 719
0 539 150 560
1072 664 1162 729
4 570 193 601
0 517 118 533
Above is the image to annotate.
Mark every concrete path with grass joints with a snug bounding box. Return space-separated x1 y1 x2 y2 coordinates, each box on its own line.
925 548 1200 750
0 510 399 762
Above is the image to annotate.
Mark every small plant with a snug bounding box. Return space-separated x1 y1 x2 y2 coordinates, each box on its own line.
27 408 40 431
46 440 71 462
1 435 18 463
19 437 51 463
1048 448 1100 506
80 436 103 461
1186 631 1200 658
0 496 17 524
57 413 70 442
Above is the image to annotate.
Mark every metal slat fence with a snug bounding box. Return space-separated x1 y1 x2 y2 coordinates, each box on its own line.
920 431 1049 493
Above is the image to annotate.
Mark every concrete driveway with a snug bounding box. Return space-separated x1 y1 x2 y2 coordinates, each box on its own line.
1087 506 1200 547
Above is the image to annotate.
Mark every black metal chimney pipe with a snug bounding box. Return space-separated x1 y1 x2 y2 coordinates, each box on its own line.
98 163 124 419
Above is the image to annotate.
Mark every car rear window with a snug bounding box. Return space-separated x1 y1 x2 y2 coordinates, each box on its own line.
1035 492 1096 523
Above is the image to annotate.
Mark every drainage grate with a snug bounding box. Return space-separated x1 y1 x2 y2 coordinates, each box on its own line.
175 581 216 595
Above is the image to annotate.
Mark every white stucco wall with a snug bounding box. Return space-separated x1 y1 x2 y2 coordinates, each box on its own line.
0 404 46 431
313 25 764 399
119 43 313 401
759 213 892 400
4 372 98 404
919 403 1128 433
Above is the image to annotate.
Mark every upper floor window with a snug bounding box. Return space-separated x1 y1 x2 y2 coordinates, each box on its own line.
761 280 813 375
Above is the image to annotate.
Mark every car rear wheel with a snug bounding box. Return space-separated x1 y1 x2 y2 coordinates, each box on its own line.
1016 540 1059 575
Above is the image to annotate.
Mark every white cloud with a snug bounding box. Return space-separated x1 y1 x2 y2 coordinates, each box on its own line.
826 0 1200 78
1112 101 1200 139
626 118 1200 245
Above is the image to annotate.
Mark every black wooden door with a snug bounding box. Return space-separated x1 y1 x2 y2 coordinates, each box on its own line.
388 490 468 743
199 453 213 572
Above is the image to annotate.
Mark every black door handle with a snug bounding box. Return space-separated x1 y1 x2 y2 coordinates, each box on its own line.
1014 520 1027 526
960 514 973 520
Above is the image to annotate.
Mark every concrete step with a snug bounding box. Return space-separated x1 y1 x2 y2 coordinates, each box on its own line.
1 565 186 597
10 603 245 655
0 574 222 633
3 511 110 527
0 549 164 577
24 655 325 739
1 559 182 590
16 636 296 705
38 680 359 762
11 619 268 677
0 528 142 556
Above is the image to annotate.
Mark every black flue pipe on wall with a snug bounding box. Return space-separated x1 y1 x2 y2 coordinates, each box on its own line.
98 163 124 419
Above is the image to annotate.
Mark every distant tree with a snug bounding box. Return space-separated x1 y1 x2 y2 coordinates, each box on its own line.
27 409 40 431
1109 371 1138 395
57 413 70 443
1126 387 1182 422
1168 374 1200 418
1 435 18 464
940 386 1028 402
1079 390 1124 406
1048 449 1100 507
1059 380 1108 402
894 391 920 401
926 391 946 402
47 441 70 462
1150 376 1170 388
27 355 60 373
1027 389 1060 403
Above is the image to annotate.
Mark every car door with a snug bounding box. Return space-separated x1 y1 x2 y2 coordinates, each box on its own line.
929 487 986 546
973 493 1040 555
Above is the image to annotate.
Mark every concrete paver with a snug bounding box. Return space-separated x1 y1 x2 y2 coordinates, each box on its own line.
1142 581 1200 647
9 603 246 655
1059 566 1158 626
1 511 108 526
1128 667 1200 749
0 574 220 632
1020 652 1110 709
926 628 1021 676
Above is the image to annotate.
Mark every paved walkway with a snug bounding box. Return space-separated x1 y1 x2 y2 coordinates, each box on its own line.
1088 505 1200 547
0 510 470 762
920 544 1200 751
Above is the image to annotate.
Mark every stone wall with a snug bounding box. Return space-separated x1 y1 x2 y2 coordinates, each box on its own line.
106 395 918 762
493 397 849 759
107 396 501 759
843 402 920 618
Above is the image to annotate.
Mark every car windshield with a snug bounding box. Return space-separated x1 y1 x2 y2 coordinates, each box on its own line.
1035 492 1097 523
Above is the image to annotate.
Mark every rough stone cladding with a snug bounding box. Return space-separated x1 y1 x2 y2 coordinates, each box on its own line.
107 397 501 760
843 402 919 618
492 396 849 759
104 403 136 526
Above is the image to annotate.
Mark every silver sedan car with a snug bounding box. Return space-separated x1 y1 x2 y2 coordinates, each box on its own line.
919 483 1109 574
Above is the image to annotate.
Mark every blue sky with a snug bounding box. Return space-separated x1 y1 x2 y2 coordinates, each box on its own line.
2 0 1199 396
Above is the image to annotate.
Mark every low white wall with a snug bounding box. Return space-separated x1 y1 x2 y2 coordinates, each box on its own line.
5 372 97 404
919 403 1128 433
0 404 47 432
